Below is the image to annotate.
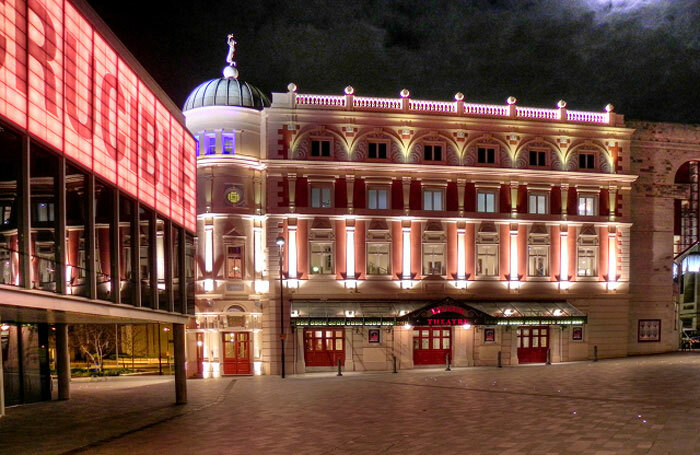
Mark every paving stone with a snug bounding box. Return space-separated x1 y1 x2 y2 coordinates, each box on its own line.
1 353 700 454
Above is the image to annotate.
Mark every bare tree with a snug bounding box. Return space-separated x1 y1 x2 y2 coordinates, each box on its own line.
69 324 115 371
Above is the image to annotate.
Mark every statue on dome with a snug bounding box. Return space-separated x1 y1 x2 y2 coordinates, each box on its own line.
223 34 239 79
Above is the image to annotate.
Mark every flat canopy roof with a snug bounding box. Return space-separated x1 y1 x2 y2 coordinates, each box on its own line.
290 298 587 327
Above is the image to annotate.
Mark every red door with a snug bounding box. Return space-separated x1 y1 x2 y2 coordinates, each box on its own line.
222 332 251 375
304 328 345 367
517 326 549 363
413 327 452 365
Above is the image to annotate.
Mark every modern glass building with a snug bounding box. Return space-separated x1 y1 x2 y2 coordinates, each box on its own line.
0 0 197 412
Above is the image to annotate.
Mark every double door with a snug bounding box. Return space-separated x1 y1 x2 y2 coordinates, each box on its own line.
222 332 251 375
413 327 452 365
516 326 549 364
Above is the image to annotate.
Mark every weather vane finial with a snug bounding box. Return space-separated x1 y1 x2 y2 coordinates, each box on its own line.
223 34 239 79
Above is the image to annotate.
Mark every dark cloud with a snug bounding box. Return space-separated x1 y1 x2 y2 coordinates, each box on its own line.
88 0 700 122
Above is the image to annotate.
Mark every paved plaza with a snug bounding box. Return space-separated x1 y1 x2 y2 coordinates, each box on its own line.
2 353 700 454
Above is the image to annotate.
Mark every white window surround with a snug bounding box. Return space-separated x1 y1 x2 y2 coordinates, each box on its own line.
423 188 444 211
368 187 389 210
310 185 332 209
422 243 446 276
577 194 598 216
528 193 548 214
477 191 497 213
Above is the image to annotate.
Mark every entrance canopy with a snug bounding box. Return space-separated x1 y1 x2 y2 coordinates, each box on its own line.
290 298 586 327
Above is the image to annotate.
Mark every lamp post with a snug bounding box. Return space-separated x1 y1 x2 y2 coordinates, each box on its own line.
276 236 286 379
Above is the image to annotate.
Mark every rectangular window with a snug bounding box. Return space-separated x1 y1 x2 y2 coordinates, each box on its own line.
226 246 243 279
423 189 444 211
529 150 546 167
367 243 391 275
368 188 389 210
578 195 596 216
311 140 331 158
310 185 332 208
528 245 549 277
423 144 443 162
423 244 446 276
206 134 216 155
477 147 495 164
528 194 548 214
310 243 334 274
368 142 388 160
477 191 496 213
34 202 55 222
222 133 235 155
579 153 595 169
577 246 597 277
476 244 499 277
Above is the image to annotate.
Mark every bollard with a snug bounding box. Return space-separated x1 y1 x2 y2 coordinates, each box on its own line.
594 345 598 362
445 353 451 371
497 351 502 368
392 355 398 374
546 348 551 365
337 358 343 376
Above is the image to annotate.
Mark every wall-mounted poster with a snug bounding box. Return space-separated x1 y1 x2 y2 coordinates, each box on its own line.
368 329 380 343
484 328 495 342
638 319 661 342
572 326 584 341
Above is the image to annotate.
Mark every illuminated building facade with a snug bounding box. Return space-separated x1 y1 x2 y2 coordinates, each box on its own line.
0 0 197 411
185 41 681 377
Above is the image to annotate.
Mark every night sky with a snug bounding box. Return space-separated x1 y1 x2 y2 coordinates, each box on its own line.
87 0 700 123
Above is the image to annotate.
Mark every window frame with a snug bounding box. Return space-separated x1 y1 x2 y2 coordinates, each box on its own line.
423 188 445 211
422 242 446 277
422 142 446 164
576 242 598 278
310 138 333 160
476 146 497 165
366 242 391 276
476 190 497 213
578 152 596 170
528 149 548 168
222 132 235 155
528 192 549 215
475 232 500 278
577 194 598 216
367 140 390 162
367 186 390 210
309 184 333 209
225 244 244 280
527 239 549 278
309 241 335 275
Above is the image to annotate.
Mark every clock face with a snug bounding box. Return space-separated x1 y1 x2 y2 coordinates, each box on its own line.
226 188 242 205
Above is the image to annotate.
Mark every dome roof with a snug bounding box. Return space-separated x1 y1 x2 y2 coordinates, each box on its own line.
183 78 270 111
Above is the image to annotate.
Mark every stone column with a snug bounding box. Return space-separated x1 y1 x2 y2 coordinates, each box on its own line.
56 323 71 400
173 323 187 404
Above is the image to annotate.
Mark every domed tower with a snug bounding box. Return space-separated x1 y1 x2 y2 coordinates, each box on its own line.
183 35 270 378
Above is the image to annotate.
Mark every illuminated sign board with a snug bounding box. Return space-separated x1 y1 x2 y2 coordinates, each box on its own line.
0 0 196 232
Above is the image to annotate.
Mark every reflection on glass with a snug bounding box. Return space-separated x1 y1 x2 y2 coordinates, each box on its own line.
30 146 58 292
95 181 114 300
139 205 154 308
65 164 88 297
119 195 135 305
157 217 169 311
0 129 22 286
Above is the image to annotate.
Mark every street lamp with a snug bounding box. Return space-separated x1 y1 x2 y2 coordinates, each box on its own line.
276 236 286 379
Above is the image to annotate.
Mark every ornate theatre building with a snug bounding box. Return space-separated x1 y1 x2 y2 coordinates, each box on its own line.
183 39 679 377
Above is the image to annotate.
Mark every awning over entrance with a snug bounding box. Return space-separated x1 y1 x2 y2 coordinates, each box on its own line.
290 298 587 327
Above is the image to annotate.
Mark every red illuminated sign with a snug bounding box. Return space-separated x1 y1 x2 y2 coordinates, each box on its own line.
0 0 196 232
